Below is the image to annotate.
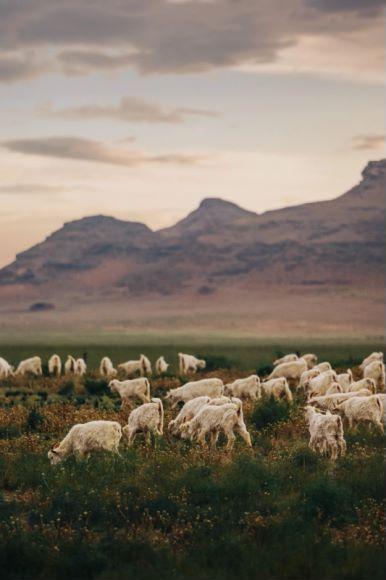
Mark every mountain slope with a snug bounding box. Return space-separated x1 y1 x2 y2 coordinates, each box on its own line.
0 159 384 295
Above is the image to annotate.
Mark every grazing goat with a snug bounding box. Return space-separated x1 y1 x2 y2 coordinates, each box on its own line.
118 354 151 377
155 356 169 375
74 358 87 376
64 355 76 374
15 356 42 377
178 353 206 374
305 406 346 460
180 398 251 450
0 357 14 379
165 378 223 408
224 375 261 400
261 377 293 402
273 353 298 366
348 378 376 393
99 357 117 378
48 420 122 464
308 390 372 412
48 354 62 377
313 362 332 373
336 370 353 392
363 361 385 392
168 396 233 437
305 370 337 399
268 358 307 386
109 378 151 406
359 352 383 372
302 353 318 369
298 368 321 391
122 398 164 446
336 396 384 433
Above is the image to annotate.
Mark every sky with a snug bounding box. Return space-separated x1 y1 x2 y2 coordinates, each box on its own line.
0 0 384 267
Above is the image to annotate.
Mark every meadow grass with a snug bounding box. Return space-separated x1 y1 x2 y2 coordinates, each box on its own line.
0 338 383 374
0 343 385 579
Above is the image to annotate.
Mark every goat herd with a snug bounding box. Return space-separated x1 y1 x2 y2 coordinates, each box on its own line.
0 350 385 466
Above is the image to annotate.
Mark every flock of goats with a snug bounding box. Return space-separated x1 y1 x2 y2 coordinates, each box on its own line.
0 350 385 466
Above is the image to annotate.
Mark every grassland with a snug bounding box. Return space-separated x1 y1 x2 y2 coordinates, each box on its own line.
0 341 385 579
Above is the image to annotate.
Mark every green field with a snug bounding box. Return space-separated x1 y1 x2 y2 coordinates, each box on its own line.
0 337 383 374
0 341 385 579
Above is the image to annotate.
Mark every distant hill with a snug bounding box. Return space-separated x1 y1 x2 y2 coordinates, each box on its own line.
1 159 384 297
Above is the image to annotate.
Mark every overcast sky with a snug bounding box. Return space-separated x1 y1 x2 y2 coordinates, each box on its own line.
0 0 384 267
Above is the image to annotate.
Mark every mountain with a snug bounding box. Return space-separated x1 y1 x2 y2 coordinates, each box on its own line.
0 159 385 298
160 197 257 238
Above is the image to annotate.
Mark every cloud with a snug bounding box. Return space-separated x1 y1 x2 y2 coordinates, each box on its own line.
56 49 136 75
0 1 382 81
2 136 206 167
0 52 49 83
307 0 384 15
0 183 66 195
39 97 218 123
351 134 384 151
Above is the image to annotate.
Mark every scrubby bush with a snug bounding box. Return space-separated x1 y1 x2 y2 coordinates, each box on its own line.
291 444 320 469
303 477 352 522
256 363 272 376
251 396 291 429
83 378 108 396
58 381 74 396
195 354 234 371
26 408 44 432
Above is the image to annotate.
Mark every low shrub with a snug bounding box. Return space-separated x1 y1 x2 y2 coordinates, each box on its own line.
58 381 74 396
251 396 291 429
26 408 44 432
84 378 108 396
195 354 234 371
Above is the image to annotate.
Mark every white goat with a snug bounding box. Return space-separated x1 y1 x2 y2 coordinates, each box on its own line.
118 354 151 377
15 356 42 377
363 360 385 392
359 352 383 372
0 357 14 379
224 375 261 400
336 370 353 392
168 396 233 437
305 370 337 399
155 356 169 375
99 356 117 378
180 398 252 450
178 353 206 374
74 358 87 376
298 368 321 391
109 378 151 406
48 420 122 464
122 398 164 445
48 354 62 377
305 406 346 460
336 395 384 433
273 353 298 366
268 358 307 386
313 362 332 373
261 377 293 402
348 378 376 393
302 353 318 369
165 378 223 408
64 355 76 374
308 390 372 412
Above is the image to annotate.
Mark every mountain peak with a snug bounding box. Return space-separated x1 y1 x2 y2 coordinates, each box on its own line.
161 197 256 237
62 214 152 233
362 158 386 181
198 197 241 209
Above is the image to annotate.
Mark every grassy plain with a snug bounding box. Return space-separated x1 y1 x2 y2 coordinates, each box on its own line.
0 340 384 579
